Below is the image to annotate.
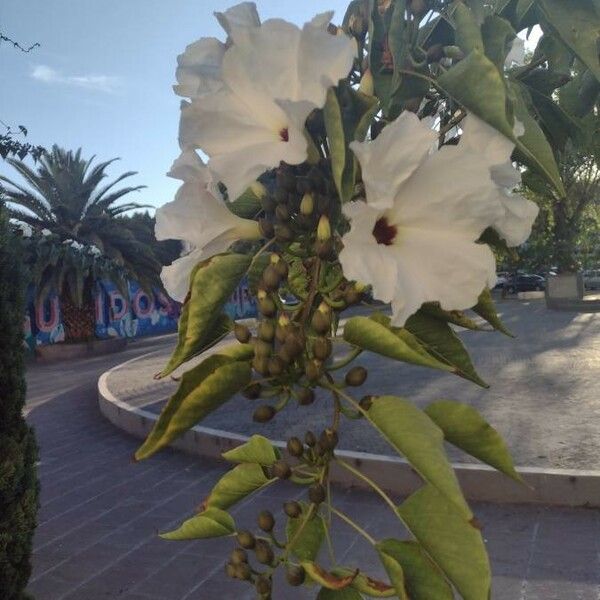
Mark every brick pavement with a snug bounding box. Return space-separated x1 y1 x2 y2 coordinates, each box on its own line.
25 332 600 599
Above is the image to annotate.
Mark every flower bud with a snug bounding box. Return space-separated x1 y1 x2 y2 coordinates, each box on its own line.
250 181 267 199
443 45 464 60
253 404 276 423
300 192 314 216
274 258 288 279
252 356 269 375
304 430 317 447
286 565 306 587
319 428 339 451
344 285 361 305
314 239 334 260
254 540 275 566
268 356 285 377
287 436 304 457
255 339 272 358
258 320 275 342
272 459 292 479
317 215 331 242
230 548 248 565
262 265 281 290
296 177 311 194
359 395 374 411
225 563 237 578
242 382 262 399
313 336 332 361
234 323 251 344
260 194 276 213
296 387 315 406
255 573 272 593
276 168 296 192
274 223 293 243
237 530 256 549
284 500 302 518
304 359 322 382
311 308 331 335
258 297 277 317
345 366 368 387
284 331 305 358
359 69 374 96
274 186 288 203
275 204 290 222
258 510 275 532
234 563 252 580
308 482 326 504
258 218 274 239
316 194 330 214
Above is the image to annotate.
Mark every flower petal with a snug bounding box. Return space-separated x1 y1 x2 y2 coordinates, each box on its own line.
174 37 225 99
389 230 497 326
160 248 206 303
215 2 261 35
493 194 539 247
350 112 436 210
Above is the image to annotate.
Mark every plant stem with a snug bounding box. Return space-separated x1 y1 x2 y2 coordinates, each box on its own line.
334 457 398 516
328 347 362 371
330 506 376 545
251 237 276 266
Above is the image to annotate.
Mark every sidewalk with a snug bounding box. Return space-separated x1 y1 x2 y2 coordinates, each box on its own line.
26 331 600 599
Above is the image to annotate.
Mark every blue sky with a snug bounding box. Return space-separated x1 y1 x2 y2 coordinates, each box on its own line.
1 1 349 211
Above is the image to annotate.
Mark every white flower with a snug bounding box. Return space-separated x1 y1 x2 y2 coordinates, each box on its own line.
178 7 356 201
62 238 84 251
174 3 260 99
88 244 102 256
459 115 538 247
505 36 525 67
41 228 52 236
156 149 261 302
340 112 507 326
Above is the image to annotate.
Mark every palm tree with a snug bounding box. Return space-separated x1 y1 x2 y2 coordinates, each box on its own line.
0 145 164 340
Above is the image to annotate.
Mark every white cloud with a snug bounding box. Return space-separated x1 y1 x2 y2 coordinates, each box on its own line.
31 65 120 93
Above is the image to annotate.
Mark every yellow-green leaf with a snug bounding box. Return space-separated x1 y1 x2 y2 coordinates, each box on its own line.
286 502 326 561
397 485 491 600
205 463 274 510
332 568 395 598
159 253 252 377
453 2 484 54
160 507 235 541
472 287 513 337
222 435 280 466
376 539 453 600
425 400 522 482
374 548 409 600
343 316 454 373
135 356 251 460
367 396 472 520
302 561 357 590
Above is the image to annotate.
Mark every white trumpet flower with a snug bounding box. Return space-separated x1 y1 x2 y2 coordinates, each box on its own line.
178 6 356 201
340 112 526 326
156 149 261 302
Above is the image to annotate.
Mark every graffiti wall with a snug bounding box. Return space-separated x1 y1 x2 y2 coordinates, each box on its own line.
24 276 258 348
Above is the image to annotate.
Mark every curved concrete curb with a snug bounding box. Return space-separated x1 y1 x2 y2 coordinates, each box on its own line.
98 344 600 508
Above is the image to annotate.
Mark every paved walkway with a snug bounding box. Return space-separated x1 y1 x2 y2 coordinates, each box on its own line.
108 298 600 470
25 331 600 598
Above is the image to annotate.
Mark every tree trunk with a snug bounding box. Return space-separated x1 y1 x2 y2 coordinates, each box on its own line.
60 293 96 342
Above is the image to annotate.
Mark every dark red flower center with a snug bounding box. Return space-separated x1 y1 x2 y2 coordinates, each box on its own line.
279 127 289 142
372 217 397 246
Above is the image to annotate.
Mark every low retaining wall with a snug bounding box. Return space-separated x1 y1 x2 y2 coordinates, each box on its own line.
36 337 127 363
98 348 600 508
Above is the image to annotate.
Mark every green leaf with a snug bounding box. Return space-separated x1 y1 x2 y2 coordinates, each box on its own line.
286 502 326 561
367 395 472 520
374 547 409 600
324 88 354 204
472 287 513 337
227 185 262 218
316 587 364 600
285 254 309 300
508 81 565 197
368 0 393 111
437 49 514 139
302 562 357 590
481 15 516 70
135 355 251 460
343 316 454 373
332 569 395 598
420 303 482 331
222 435 280 466
403 311 488 387
425 400 522 482
206 463 274 510
538 0 600 83
247 253 271 295
160 507 235 541
454 2 484 55
397 485 491 600
159 253 252 377
376 539 453 600
516 0 535 21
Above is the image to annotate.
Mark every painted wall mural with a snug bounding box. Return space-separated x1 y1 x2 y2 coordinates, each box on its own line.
23 276 258 349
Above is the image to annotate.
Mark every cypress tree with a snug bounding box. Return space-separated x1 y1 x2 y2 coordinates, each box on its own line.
0 206 39 598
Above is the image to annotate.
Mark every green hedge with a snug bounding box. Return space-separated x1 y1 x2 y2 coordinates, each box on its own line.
0 207 39 598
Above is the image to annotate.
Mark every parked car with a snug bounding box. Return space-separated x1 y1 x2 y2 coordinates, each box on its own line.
494 272 509 289
584 269 600 290
504 274 545 293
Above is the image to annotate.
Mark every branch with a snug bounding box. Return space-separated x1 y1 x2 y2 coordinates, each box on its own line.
0 32 40 53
